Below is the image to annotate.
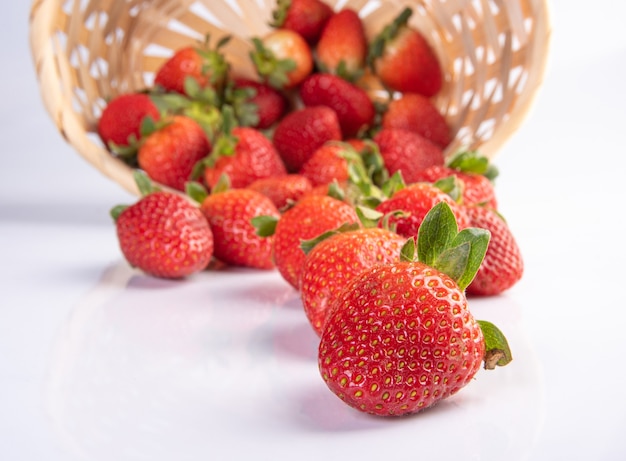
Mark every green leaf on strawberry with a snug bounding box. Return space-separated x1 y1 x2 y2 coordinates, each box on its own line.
477 320 513 369
300 222 361 255
251 215 279 237
448 150 499 181
411 201 491 291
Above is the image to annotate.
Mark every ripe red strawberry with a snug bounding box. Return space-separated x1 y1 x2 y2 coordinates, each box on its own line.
315 9 368 80
300 73 375 138
381 93 450 148
464 205 524 296
247 174 313 210
373 128 444 184
413 165 498 209
229 77 289 129
250 29 314 89
368 7 442 96
113 188 213 279
154 38 230 95
98 93 160 150
138 115 211 191
272 106 342 172
272 195 360 289
300 227 406 336
203 126 287 190
199 188 280 269
299 141 351 187
271 0 333 45
318 202 511 416
375 182 470 238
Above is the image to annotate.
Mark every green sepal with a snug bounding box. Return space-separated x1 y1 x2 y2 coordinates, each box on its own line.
355 205 384 228
211 174 231 194
327 181 346 201
367 7 413 69
380 171 406 199
110 204 128 221
417 202 491 290
270 0 292 28
417 201 458 268
250 37 297 89
477 320 513 369
433 175 463 203
300 222 361 255
399 237 417 262
252 215 279 237
185 181 209 204
447 150 499 181
133 170 159 196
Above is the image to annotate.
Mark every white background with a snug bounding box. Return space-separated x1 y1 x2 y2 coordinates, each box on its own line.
2 1 626 460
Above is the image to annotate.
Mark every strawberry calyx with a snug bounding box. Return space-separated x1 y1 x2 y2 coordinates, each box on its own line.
191 105 239 179
401 201 490 291
367 7 413 71
477 320 513 369
251 214 279 237
196 34 232 91
448 150 499 181
270 0 292 28
433 175 464 203
223 81 261 128
250 37 298 89
299 222 360 254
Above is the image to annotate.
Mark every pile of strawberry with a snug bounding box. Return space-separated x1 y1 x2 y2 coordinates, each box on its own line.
102 0 524 417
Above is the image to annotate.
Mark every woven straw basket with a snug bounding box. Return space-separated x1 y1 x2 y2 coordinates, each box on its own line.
29 0 551 197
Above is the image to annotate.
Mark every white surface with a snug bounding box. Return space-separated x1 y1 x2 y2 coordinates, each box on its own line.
2 1 626 460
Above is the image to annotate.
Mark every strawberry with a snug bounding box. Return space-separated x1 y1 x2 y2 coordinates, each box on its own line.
318 202 512 416
300 73 375 138
250 29 314 89
373 128 444 184
464 205 524 296
138 115 211 191
199 188 280 269
112 174 214 279
381 93 450 148
272 105 342 172
300 227 406 336
375 182 470 238
229 77 289 129
98 92 160 151
271 0 333 45
315 9 368 80
247 174 313 210
154 37 230 96
272 195 360 289
299 141 351 187
203 124 287 190
368 7 442 96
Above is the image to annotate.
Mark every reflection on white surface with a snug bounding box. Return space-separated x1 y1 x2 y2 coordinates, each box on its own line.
44 262 543 461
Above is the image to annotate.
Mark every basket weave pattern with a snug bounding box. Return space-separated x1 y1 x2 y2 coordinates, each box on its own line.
30 0 551 196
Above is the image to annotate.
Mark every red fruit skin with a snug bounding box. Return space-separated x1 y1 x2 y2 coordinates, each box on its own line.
299 142 350 187
376 182 470 238
464 206 524 296
138 116 211 191
413 165 498 209
319 261 485 416
315 9 368 77
381 93 450 148
204 127 287 190
300 73 375 138
272 106 342 172
273 195 360 289
116 192 214 279
233 78 289 129
373 128 444 184
200 189 279 269
154 47 208 95
98 93 160 148
300 227 406 336
247 174 313 210
374 27 443 96
278 0 333 44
